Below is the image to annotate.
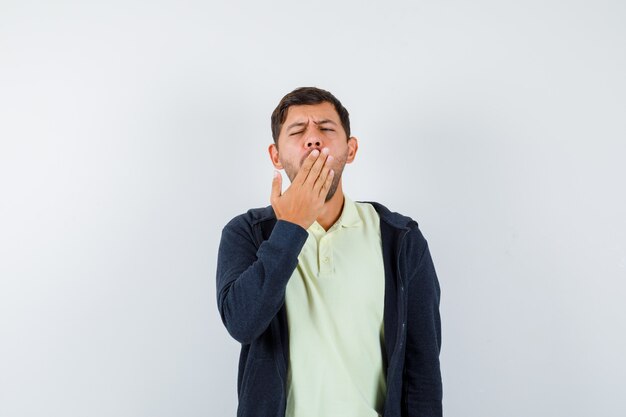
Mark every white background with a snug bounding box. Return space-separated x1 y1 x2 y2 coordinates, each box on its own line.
1 0 625 416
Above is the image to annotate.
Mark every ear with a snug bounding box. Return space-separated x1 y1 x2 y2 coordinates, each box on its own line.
346 136 359 164
268 143 283 169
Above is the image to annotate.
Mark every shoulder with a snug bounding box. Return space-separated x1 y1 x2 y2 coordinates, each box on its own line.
357 200 419 231
359 200 429 257
220 205 277 249
223 205 276 230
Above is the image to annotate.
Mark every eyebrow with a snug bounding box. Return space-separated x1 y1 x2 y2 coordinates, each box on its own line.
286 119 338 131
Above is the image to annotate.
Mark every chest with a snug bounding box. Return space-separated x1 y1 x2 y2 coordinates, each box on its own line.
286 225 385 322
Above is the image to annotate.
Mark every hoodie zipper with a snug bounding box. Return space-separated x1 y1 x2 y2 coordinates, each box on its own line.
396 229 409 350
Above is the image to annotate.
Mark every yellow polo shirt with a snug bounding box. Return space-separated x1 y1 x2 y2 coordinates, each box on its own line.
285 196 386 417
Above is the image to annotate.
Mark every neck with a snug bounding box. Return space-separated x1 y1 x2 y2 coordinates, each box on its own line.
316 181 345 231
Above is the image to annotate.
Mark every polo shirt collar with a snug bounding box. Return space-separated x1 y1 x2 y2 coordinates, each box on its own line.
309 195 362 233
335 195 362 228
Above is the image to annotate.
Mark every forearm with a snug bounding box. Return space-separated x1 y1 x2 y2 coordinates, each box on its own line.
216 219 308 344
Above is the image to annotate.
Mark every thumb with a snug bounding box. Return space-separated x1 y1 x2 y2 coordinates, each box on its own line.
271 170 282 201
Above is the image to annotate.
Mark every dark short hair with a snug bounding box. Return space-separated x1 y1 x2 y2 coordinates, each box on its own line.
270 87 351 144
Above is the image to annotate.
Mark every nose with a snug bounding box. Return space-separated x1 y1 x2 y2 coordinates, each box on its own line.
306 139 322 148
301 122 324 150
304 129 323 149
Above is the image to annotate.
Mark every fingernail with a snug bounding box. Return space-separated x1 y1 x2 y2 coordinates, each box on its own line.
322 147 329 155
327 155 334 162
311 149 319 157
274 170 280 178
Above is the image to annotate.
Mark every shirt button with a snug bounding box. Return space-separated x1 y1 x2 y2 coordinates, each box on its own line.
323 257 330 263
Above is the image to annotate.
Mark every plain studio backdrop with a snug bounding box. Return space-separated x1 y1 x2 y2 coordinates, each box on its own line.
1 0 625 416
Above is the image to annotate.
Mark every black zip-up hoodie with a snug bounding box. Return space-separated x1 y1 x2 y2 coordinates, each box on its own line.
216 201 442 417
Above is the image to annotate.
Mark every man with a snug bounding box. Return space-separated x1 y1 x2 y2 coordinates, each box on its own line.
216 87 442 417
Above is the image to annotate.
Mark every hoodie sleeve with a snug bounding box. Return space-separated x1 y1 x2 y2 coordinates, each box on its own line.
403 226 443 417
216 215 308 344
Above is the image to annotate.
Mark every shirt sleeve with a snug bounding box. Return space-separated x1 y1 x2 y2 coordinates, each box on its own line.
216 217 309 344
403 227 443 417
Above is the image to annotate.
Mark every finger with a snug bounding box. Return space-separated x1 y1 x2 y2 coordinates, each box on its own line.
294 149 320 185
270 170 282 203
304 148 329 186
313 155 333 192
319 169 335 198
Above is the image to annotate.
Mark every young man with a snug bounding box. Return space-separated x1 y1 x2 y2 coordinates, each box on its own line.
216 87 442 417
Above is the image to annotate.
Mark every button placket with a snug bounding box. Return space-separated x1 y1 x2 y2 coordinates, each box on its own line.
318 234 333 277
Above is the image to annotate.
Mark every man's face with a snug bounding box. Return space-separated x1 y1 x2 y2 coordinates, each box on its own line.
269 101 358 201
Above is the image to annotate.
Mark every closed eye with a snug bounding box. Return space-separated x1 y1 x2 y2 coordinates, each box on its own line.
290 131 304 136
321 128 334 131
